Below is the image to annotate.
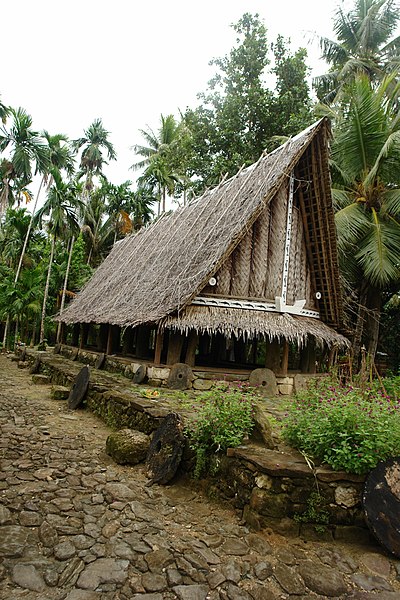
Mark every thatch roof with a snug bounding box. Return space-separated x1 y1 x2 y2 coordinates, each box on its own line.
59 118 347 347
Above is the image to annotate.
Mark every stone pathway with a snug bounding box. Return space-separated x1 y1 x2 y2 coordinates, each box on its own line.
1 355 400 599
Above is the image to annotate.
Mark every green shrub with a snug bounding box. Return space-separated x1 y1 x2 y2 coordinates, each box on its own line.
282 376 400 474
185 383 255 478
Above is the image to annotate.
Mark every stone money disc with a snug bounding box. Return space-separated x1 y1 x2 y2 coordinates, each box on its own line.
95 352 106 370
146 413 185 484
68 366 90 410
363 456 400 557
29 357 41 375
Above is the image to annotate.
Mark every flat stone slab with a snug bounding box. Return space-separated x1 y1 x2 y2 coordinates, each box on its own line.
0 525 29 557
228 446 314 478
32 374 50 385
68 365 90 410
76 558 129 590
51 385 70 400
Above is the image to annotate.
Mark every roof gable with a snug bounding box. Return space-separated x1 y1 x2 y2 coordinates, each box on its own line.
60 118 341 329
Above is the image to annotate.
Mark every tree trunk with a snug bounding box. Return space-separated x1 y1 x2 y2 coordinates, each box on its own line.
56 235 75 343
352 284 368 368
14 177 44 284
2 315 9 348
366 288 382 361
39 235 56 344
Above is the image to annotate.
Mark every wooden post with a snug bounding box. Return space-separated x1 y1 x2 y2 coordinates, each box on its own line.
167 331 184 365
122 327 134 355
185 331 198 367
106 324 113 355
280 340 289 376
71 323 80 347
308 339 317 374
97 323 108 352
265 338 281 373
154 330 164 365
300 345 310 373
136 325 151 358
60 322 66 344
80 323 89 349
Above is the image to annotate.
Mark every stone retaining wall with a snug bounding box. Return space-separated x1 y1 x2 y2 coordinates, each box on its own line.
59 345 298 395
25 348 369 540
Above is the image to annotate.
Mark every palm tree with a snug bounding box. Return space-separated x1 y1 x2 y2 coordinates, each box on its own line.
35 171 82 343
330 74 400 360
14 131 76 285
132 114 179 214
314 0 400 102
0 96 9 124
74 118 116 190
0 107 49 218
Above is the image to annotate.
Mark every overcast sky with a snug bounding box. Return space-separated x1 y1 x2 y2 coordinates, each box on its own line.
3 0 352 191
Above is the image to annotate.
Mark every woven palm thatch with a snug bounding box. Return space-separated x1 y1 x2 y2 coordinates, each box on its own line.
59 118 346 347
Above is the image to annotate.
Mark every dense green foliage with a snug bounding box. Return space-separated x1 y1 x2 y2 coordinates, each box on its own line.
282 376 400 474
185 384 255 477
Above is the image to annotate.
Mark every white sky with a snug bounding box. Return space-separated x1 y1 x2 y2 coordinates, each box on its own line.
2 0 351 192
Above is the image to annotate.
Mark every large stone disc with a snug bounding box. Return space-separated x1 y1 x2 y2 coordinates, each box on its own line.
363 456 400 557
146 413 185 484
95 353 106 370
167 363 193 390
133 364 147 384
249 368 277 395
68 366 90 410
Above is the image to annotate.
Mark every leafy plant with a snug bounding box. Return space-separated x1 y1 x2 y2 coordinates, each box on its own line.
185 384 255 478
294 491 330 533
282 375 400 474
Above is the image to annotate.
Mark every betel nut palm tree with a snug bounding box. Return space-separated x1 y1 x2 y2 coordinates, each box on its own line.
0 107 49 219
74 118 116 191
329 73 400 359
35 171 83 343
314 0 400 102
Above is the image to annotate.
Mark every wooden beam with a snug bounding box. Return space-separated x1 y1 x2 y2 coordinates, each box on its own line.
265 338 280 373
154 330 164 365
185 331 198 367
280 340 289 376
166 331 184 365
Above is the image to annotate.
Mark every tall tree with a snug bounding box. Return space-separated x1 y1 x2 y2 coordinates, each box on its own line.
329 74 400 360
74 118 116 190
314 0 400 102
0 107 49 218
132 114 180 213
35 172 82 343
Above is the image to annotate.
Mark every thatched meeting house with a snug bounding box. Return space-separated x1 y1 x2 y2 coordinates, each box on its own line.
58 118 349 378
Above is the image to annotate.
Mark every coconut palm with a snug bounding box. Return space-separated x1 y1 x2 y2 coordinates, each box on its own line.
0 107 49 218
330 74 400 359
74 118 116 190
132 114 179 213
0 96 9 124
314 0 400 102
35 172 83 343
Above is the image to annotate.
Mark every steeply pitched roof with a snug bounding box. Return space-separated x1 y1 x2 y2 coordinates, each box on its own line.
60 118 343 342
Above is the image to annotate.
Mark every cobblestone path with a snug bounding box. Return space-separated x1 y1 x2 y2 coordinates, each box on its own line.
1 355 400 599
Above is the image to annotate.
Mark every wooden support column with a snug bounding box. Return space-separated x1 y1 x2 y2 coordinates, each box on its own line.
106 325 113 355
122 327 134 355
300 345 310 373
97 324 108 352
185 331 198 367
136 325 151 358
71 323 80 347
59 322 66 344
154 330 164 365
80 323 89 349
265 338 281 373
166 331 184 365
280 340 289 376
308 339 317 374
